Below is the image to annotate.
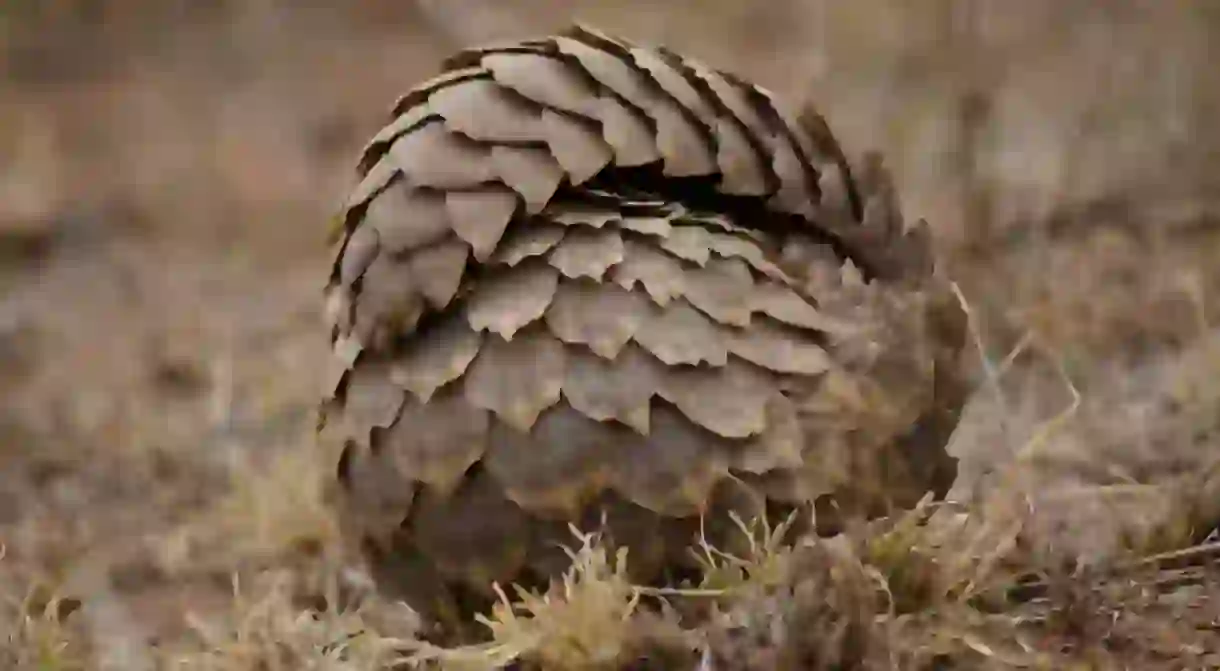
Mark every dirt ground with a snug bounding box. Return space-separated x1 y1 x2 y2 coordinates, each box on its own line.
2 2 1219 668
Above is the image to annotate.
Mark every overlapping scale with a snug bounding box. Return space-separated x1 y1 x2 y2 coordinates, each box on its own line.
376 386 491 497
463 259 559 339
320 24 964 630
544 279 650 359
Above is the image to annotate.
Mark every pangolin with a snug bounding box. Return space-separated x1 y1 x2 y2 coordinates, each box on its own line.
319 25 970 631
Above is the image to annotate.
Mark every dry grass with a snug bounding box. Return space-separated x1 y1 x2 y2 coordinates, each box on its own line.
1 546 90 671
4 1 1220 669
6 428 1219 669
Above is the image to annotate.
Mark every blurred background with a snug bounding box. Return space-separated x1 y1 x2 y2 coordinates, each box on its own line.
2 0 1218 664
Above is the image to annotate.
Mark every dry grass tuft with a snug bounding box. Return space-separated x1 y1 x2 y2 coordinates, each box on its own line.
4 466 1219 669
0 546 90 671
161 444 341 578
701 529 891 669
387 466 1220 670
400 526 685 670
162 569 411 671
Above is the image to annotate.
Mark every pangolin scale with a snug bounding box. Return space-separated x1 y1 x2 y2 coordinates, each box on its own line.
319 24 969 631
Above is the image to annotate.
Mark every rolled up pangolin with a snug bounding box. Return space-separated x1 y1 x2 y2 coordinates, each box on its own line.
319 25 970 629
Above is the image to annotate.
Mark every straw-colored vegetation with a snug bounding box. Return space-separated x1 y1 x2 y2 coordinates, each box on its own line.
3 1 1219 668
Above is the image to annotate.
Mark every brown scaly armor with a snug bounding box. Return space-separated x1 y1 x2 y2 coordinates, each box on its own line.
318 24 970 632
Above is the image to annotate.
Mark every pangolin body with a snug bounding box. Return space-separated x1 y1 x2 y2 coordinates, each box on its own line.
321 25 969 629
